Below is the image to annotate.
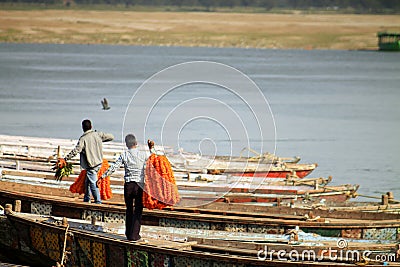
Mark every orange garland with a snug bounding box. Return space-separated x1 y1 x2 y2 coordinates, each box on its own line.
69 159 112 201
143 154 180 210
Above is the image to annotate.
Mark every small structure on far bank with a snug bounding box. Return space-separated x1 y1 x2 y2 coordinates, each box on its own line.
377 32 400 51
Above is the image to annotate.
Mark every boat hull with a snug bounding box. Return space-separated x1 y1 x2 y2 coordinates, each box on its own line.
0 173 356 205
5 212 378 267
0 187 399 242
227 169 314 178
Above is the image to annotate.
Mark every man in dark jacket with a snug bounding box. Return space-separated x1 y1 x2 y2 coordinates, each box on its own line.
61 119 114 204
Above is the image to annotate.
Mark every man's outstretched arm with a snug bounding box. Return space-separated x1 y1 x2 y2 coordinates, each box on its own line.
98 132 114 142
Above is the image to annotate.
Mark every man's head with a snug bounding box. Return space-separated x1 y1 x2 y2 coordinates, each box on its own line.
125 134 137 148
82 119 92 132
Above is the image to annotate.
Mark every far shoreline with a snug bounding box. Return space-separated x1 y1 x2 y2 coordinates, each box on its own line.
0 41 383 52
1 8 399 50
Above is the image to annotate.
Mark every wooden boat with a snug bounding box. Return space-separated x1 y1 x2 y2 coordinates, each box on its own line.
0 134 316 178
0 149 317 179
0 185 399 242
216 146 301 164
377 32 400 51
0 168 357 203
204 162 317 178
2 210 399 267
0 134 301 163
0 166 329 187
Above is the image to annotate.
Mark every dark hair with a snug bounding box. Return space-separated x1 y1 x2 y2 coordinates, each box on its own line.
125 134 137 148
82 119 92 132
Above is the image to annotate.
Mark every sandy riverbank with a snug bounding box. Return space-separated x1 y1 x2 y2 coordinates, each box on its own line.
1 9 400 50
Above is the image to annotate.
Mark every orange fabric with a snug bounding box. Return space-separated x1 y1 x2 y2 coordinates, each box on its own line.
69 169 86 195
69 159 112 200
143 154 180 210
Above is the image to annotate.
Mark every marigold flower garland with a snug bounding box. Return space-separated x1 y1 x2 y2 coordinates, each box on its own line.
53 158 73 181
143 154 180 210
69 159 112 200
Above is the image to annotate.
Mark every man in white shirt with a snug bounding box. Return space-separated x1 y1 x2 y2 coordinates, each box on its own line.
102 134 153 241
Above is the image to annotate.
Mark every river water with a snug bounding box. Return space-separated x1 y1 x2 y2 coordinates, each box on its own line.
0 43 399 199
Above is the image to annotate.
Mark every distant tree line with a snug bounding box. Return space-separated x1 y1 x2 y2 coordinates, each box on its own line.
2 0 400 13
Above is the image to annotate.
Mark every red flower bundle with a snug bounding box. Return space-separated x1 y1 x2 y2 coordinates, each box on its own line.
69 159 112 200
143 154 180 210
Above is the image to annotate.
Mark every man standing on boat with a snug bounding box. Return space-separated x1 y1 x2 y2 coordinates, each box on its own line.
100 135 154 241
59 119 114 204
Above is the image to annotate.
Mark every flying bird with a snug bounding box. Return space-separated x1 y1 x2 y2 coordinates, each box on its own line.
101 98 110 110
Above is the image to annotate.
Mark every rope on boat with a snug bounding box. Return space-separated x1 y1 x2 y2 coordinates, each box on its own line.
397 244 400 259
239 147 280 162
0 205 4 211
58 223 70 267
355 193 400 203
355 256 370 266
313 184 358 199
354 193 381 200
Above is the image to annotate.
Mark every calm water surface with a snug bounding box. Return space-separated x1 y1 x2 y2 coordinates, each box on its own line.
0 43 399 199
